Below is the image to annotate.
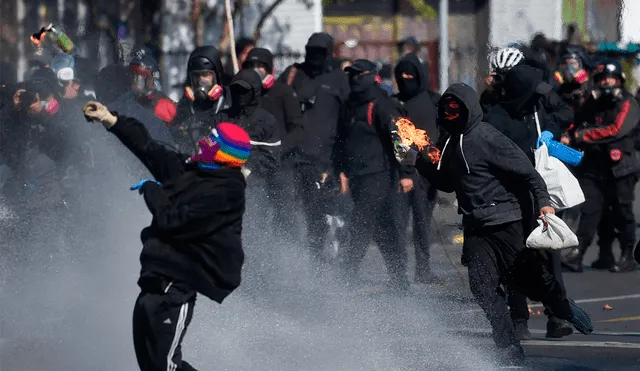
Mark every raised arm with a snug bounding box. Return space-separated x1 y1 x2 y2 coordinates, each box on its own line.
83 101 185 182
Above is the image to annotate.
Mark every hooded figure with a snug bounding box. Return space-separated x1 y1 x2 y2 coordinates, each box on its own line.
334 59 413 290
174 46 231 153
277 33 350 269
243 47 304 160
241 47 304 239
393 53 441 283
487 64 574 340
83 101 250 371
214 69 281 178
488 65 564 164
396 83 593 365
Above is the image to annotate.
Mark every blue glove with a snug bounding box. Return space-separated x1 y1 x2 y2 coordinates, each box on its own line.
129 179 162 194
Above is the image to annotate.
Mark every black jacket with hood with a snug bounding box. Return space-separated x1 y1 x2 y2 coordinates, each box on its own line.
573 91 640 179
174 46 232 154
413 83 551 228
214 69 281 178
243 48 304 160
481 67 573 132
335 80 413 180
277 33 350 172
108 115 246 303
487 64 567 164
393 53 440 144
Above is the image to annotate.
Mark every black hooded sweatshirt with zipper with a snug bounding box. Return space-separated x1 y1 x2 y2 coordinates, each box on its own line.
412 83 551 228
393 53 440 143
278 33 350 172
213 69 281 177
174 46 232 153
487 64 565 164
108 115 246 303
335 78 413 180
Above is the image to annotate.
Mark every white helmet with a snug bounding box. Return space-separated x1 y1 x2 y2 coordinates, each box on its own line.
490 47 524 72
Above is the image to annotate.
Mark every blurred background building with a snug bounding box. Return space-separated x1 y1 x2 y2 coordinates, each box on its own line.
0 0 637 99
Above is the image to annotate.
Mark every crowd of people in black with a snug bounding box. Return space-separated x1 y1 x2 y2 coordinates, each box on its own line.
2 30 640 369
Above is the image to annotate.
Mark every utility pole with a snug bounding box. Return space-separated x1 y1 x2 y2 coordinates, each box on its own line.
438 0 449 93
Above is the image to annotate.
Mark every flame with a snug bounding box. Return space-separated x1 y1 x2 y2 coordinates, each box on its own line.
31 29 47 47
394 117 441 164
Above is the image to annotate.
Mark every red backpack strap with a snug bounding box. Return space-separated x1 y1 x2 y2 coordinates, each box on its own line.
286 66 298 86
367 101 375 126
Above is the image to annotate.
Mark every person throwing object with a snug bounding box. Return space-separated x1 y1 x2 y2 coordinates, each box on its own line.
83 101 251 371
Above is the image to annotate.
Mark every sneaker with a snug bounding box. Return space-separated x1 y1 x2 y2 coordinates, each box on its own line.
545 317 573 338
567 299 593 335
514 322 532 340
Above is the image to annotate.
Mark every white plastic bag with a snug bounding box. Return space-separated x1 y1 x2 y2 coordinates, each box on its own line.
533 111 585 210
526 214 579 250
534 143 585 210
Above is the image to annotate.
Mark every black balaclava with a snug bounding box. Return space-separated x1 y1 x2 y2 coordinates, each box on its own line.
230 81 254 108
304 33 334 74
438 94 468 135
395 61 421 99
229 69 262 114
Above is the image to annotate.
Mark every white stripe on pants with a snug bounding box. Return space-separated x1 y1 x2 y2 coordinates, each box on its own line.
167 302 189 371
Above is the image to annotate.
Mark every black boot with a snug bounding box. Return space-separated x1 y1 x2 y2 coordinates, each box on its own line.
513 321 532 340
610 248 638 273
591 256 615 270
545 316 573 338
562 246 586 273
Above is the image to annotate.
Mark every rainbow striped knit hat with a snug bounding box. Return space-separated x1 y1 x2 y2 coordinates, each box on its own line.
190 122 251 168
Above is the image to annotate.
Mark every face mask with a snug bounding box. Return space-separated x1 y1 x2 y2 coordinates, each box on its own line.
43 98 59 115
305 48 327 70
230 84 254 108
397 77 420 97
348 73 377 94
592 77 623 101
131 73 149 94
439 96 468 134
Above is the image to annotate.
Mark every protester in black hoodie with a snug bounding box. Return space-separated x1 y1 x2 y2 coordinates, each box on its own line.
174 46 232 153
278 32 350 266
83 101 251 371
394 53 441 283
395 83 592 365
335 59 413 290
214 69 281 179
487 64 573 339
242 48 303 237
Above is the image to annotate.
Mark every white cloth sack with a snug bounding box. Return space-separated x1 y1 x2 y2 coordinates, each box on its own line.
534 143 585 210
526 214 579 250
533 111 585 210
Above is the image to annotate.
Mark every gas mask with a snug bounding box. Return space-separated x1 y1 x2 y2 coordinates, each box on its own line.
131 72 152 96
555 58 588 85
438 95 468 135
185 70 223 102
592 77 623 102
245 62 275 90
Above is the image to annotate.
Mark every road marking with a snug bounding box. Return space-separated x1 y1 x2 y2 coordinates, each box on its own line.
598 315 640 323
450 293 640 314
522 340 640 349
452 327 640 337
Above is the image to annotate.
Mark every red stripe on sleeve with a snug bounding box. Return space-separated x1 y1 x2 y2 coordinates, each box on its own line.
582 100 631 142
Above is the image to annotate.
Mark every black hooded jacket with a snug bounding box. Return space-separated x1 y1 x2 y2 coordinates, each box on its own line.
487 65 567 164
413 83 551 228
335 79 412 179
278 33 350 172
174 46 232 153
243 48 304 160
108 115 246 303
214 69 281 177
393 53 440 144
